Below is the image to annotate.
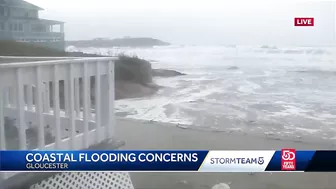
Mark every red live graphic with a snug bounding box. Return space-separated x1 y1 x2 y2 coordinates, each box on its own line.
295 18 314 26
281 149 296 171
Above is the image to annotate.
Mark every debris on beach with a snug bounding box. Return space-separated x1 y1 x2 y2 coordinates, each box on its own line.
211 183 231 189
179 180 188 184
176 123 189 129
174 180 193 189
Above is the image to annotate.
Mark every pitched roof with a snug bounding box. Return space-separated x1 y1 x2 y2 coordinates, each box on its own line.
0 0 44 10
0 17 64 24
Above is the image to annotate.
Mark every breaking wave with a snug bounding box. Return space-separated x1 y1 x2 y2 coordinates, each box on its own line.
72 45 336 142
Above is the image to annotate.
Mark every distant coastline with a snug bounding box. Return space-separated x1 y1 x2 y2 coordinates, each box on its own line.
66 37 171 48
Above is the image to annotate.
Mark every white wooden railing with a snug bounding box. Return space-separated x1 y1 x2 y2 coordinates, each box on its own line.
0 58 115 150
0 57 117 150
0 57 134 189
0 57 117 180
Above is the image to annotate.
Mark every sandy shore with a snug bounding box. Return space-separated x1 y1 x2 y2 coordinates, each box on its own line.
116 118 336 189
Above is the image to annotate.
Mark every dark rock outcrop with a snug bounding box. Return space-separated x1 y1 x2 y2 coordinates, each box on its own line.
59 55 159 106
152 69 186 77
115 81 160 100
0 41 182 104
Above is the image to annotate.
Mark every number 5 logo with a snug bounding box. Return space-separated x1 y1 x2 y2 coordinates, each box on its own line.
282 150 296 161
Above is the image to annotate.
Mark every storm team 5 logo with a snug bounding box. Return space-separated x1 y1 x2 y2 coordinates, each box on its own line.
281 149 296 171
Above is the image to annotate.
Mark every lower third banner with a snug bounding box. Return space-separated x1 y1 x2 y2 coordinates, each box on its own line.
0 150 336 172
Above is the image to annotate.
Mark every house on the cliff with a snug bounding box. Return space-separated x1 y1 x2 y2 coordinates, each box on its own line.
0 0 65 50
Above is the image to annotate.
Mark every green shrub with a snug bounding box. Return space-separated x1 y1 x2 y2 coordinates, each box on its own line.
115 54 153 85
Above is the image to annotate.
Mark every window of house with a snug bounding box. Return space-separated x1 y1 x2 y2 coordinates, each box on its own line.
0 6 4 16
31 24 47 32
18 23 23 31
10 22 24 32
0 22 4 31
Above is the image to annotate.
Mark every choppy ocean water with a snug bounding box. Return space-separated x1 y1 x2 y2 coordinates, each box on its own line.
69 45 336 141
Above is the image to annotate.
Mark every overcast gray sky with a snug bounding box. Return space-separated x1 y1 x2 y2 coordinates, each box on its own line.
27 0 335 46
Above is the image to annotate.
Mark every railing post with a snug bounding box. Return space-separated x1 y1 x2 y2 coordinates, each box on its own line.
69 64 76 149
74 78 80 117
95 62 102 143
44 82 51 113
0 88 6 150
82 62 89 148
35 66 45 149
53 65 61 148
101 67 109 139
100 59 115 140
16 68 27 150
108 60 115 139
47 82 51 112
63 79 69 115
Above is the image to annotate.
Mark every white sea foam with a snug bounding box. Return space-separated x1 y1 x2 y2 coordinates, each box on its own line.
71 45 336 141
115 97 194 125
237 80 261 94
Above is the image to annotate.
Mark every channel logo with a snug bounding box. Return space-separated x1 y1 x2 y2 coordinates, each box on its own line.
281 149 296 171
294 17 314 26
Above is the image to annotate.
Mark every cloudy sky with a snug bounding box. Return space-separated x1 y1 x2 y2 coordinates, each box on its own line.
27 0 335 46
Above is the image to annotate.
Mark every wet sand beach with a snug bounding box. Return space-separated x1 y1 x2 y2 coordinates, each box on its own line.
116 118 336 189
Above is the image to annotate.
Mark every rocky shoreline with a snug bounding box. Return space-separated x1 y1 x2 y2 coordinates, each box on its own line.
1 55 185 106
48 53 185 108
1 45 186 150
0 40 185 102
71 53 185 101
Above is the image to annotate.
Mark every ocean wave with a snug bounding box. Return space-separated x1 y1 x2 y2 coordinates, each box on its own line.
266 50 282 54
153 45 182 49
227 66 239 70
256 46 331 55
305 49 331 55
225 45 237 48
294 69 336 75
283 50 305 54
70 45 335 142
260 45 277 49
65 45 80 52
237 80 262 94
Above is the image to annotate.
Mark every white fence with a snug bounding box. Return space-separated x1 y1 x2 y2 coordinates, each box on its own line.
0 57 117 181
